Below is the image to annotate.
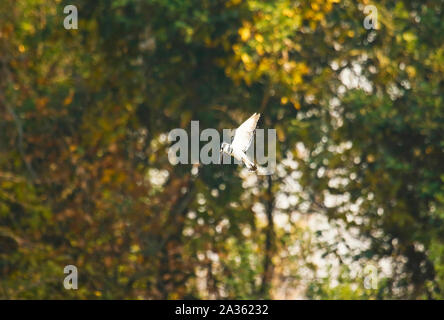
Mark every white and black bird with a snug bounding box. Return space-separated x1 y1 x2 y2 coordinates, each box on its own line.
220 113 261 172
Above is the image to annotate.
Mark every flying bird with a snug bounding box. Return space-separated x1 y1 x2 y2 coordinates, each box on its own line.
220 113 261 172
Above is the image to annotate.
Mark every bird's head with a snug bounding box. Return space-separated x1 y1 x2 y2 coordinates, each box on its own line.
220 142 231 163
221 142 231 153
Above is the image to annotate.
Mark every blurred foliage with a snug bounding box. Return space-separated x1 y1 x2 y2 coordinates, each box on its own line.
0 0 442 299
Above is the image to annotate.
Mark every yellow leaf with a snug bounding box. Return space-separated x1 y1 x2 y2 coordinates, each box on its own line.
406 66 416 78
283 8 294 17
239 27 251 42
256 44 264 56
241 53 251 64
402 32 416 42
292 100 301 110
63 90 74 106
254 34 264 43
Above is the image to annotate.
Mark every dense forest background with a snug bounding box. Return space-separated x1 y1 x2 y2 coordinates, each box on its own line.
0 0 443 299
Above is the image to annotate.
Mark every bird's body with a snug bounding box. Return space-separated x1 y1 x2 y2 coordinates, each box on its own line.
220 113 260 172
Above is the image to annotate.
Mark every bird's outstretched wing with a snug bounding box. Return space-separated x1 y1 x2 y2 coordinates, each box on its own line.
232 113 261 152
